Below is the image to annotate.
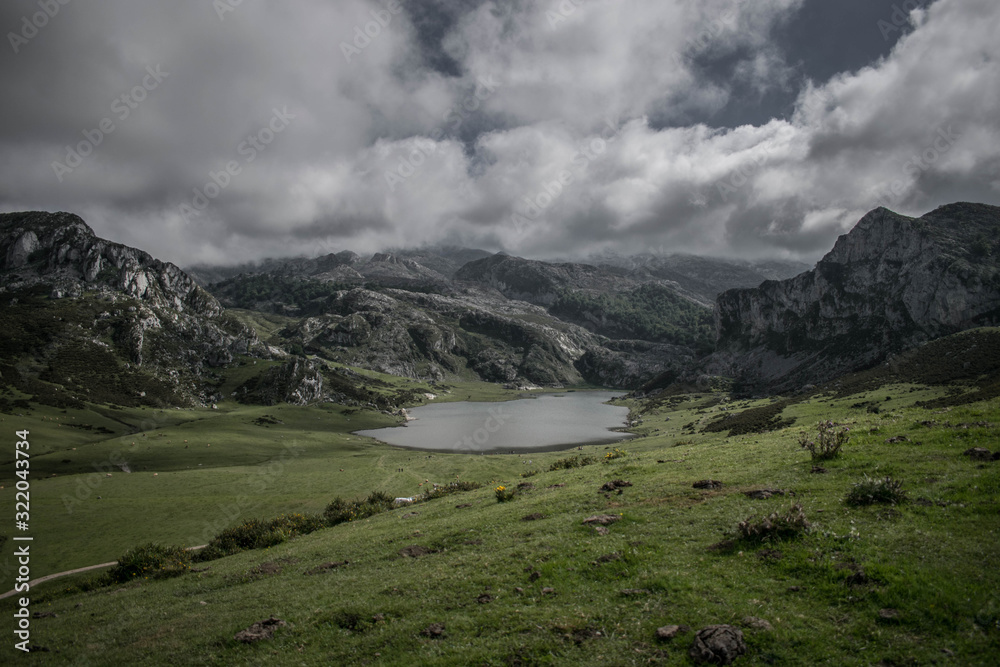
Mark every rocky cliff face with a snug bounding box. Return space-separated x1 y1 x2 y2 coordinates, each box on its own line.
276 285 599 386
0 211 272 407
711 203 1000 392
234 358 325 406
1 211 222 315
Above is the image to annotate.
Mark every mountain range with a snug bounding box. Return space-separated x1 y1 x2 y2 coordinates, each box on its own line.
2 203 998 411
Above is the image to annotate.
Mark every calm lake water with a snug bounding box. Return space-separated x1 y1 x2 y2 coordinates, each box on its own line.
355 391 633 453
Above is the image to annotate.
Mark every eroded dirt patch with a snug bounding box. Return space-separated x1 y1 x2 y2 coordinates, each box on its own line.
234 616 286 644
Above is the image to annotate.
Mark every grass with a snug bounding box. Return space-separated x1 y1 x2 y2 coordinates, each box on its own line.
0 374 590 581
0 377 999 664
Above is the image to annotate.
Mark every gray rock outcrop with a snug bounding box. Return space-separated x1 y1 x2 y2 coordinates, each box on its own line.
710 203 1000 392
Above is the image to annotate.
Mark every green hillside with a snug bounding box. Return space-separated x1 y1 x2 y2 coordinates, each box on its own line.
1 331 998 665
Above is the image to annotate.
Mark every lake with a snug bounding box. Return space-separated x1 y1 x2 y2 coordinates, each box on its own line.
355 391 633 453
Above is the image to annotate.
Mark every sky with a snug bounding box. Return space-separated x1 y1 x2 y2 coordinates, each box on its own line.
1 0 998 267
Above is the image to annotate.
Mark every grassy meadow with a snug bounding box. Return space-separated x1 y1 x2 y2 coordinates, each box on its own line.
0 372 998 664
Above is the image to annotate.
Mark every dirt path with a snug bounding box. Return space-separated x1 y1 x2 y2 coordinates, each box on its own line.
0 545 207 601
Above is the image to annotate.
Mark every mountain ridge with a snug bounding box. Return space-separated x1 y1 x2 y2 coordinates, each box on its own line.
708 202 1000 393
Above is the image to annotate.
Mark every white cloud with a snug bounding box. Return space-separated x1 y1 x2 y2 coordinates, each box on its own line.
0 0 998 266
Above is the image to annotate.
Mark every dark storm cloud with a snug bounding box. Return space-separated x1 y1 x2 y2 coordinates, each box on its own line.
400 0 491 77
0 0 997 266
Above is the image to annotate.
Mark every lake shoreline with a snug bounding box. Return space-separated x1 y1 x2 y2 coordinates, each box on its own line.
355 391 635 453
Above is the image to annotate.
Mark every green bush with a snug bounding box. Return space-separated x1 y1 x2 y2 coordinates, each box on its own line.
735 504 811 544
324 492 396 526
494 485 516 503
364 490 395 509
199 513 326 560
424 481 481 500
521 470 538 478
845 476 908 506
603 448 628 462
799 420 850 461
703 400 795 436
105 543 191 584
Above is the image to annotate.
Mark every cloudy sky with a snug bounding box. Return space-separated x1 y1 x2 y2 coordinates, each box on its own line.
1 0 998 267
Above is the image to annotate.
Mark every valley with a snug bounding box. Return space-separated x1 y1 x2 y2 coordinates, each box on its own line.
0 206 998 665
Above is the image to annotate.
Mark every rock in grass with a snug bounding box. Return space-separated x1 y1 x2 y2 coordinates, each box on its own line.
963 447 994 461
689 624 746 664
656 624 689 640
742 616 773 631
693 480 724 490
421 622 445 638
599 480 632 492
583 514 620 526
234 616 286 643
399 545 434 558
743 488 787 500
304 560 349 575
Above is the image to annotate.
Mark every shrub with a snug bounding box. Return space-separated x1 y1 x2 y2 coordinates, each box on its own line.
105 543 191 584
363 490 395 511
702 400 794 436
323 490 405 525
845 476 907 507
603 448 628 462
799 420 850 461
423 481 481 500
521 470 538 478
735 504 811 544
495 485 516 503
323 497 351 523
199 513 326 560
325 494 391 526
271 512 327 536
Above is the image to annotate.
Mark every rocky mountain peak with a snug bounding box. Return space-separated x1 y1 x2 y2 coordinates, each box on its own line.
0 210 221 317
710 203 1000 392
